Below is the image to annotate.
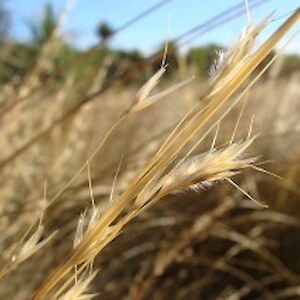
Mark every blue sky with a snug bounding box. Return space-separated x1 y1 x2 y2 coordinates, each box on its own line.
7 0 300 54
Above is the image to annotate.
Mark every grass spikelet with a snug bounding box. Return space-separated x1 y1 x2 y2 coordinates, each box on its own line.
129 65 194 113
132 65 166 107
134 137 256 209
0 223 57 281
73 205 101 250
159 138 256 196
10 225 56 267
208 16 270 91
0 195 56 281
57 271 97 300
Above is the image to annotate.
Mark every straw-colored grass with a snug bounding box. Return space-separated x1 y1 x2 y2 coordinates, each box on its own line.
0 7 299 300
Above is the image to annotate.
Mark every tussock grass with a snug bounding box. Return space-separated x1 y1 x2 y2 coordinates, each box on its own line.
0 7 299 300
31 9 300 299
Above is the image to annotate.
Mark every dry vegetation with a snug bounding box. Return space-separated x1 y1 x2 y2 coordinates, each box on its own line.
0 7 300 300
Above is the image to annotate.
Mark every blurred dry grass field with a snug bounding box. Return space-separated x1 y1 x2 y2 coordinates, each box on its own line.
0 7 300 299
